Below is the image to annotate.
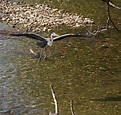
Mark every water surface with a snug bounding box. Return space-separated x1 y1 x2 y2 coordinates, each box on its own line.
0 0 121 114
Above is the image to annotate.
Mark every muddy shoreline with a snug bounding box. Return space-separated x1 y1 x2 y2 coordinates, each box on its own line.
0 1 94 33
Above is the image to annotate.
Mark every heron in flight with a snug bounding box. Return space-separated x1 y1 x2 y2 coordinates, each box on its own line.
10 32 92 60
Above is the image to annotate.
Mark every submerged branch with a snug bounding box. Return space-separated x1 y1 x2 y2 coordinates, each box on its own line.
70 100 75 115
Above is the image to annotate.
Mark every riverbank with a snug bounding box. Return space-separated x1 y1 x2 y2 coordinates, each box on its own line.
0 1 94 32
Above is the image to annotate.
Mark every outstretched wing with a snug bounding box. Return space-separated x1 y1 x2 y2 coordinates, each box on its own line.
10 33 46 42
53 34 75 41
53 33 93 41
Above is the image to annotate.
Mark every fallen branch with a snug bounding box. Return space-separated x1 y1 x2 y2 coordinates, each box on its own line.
107 1 119 31
109 2 121 10
49 85 59 115
102 0 121 10
102 0 119 31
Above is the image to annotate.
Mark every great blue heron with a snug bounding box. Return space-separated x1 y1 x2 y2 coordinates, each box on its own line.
10 32 92 60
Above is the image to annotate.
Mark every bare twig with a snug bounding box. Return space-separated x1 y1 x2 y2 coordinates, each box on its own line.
86 27 107 37
109 2 121 10
102 0 119 31
70 100 75 115
107 1 119 31
50 84 59 115
102 0 121 10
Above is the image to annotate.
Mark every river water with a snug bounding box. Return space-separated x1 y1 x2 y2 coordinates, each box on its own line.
0 0 121 115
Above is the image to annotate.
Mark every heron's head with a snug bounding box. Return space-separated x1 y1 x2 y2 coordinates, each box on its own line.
50 32 59 38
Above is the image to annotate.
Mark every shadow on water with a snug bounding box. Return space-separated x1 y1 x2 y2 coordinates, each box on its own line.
92 96 121 101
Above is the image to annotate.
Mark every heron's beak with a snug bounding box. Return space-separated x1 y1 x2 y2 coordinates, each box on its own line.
54 33 59 37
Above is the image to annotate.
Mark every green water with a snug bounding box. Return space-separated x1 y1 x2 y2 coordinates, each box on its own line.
0 0 121 114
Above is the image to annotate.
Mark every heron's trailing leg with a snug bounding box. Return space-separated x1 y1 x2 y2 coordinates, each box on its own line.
38 48 43 62
43 47 47 59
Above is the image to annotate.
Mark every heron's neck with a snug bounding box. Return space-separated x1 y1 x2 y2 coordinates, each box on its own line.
47 35 54 46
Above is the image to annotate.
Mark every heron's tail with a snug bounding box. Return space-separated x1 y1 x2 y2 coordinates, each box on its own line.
36 41 47 48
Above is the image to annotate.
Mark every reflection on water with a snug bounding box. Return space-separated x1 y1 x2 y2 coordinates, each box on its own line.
0 0 121 114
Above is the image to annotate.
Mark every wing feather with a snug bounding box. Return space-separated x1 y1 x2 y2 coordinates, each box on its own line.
10 33 46 41
53 33 93 41
53 34 74 41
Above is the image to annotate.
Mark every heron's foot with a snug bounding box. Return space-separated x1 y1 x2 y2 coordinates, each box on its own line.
42 51 47 60
38 53 42 62
43 56 47 60
38 58 42 62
